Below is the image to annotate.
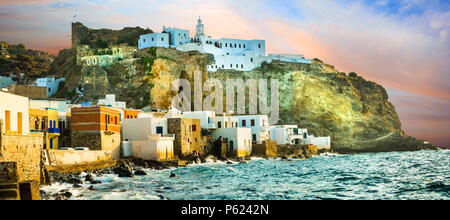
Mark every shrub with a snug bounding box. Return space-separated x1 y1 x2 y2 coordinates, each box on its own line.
349 72 358 78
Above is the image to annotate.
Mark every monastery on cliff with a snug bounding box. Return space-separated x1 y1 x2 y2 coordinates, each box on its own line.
138 17 311 72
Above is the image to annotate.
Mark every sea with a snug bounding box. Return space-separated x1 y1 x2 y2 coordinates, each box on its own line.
41 149 450 200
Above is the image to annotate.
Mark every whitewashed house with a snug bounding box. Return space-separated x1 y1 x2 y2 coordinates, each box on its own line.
235 115 271 144
35 77 65 98
138 33 170 49
0 91 30 135
182 111 217 129
97 94 126 109
121 117 174 161
212 114 239 129
270 125 331 149
213 127 252 158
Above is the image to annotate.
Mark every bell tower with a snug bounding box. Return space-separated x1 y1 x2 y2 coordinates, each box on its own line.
196 17 205 37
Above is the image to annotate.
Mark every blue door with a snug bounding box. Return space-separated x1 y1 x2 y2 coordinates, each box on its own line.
156 126 163 134
50 138 53 149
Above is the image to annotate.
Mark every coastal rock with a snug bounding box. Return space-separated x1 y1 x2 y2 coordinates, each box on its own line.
73 184 83 188
169 172 177 178
67 177 84 185
134 169 148 176
85 174 102 184
88 186 95 191
115 167 135 178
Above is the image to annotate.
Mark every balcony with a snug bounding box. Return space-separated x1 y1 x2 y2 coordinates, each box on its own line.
47 128 60 134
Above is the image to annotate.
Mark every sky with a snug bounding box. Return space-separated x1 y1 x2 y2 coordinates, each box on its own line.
1 0 449 148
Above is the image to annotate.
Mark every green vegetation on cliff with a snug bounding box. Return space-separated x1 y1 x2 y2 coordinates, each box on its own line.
0 42 55 78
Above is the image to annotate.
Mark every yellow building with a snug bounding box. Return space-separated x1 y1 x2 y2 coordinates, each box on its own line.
29 108 60 149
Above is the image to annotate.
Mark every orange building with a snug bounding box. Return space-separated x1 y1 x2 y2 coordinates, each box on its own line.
71 107 121 159
124 109 140 119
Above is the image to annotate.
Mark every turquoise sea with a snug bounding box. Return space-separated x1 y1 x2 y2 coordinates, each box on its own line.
41 149 450 200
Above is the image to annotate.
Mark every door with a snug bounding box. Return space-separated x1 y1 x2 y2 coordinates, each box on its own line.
156 126 163 135
50 138 53 149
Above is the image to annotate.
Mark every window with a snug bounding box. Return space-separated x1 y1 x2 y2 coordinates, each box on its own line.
225 122 228 128
242 120 246 127
115 116 118 125
192 124 197 132
234 44 237 48
251 58 253 62
236 64 238 68
143 39 146 43
156 126 163 134
225 43 228 47
244 44 246 49
241 64 244 68
162 37 164 41
218 121 222 128
152 38 154 41
239 44 241 48
222 65 224 68
258 44 261 48
229 141 234 150
252 134 257 143
230 64 233 68
251 119 255 126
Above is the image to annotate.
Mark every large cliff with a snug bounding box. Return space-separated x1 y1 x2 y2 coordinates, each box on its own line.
1 34 436 152
211 61 436 153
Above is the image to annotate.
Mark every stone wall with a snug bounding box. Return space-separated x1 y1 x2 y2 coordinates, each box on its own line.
44 149 115 173
252 140 278 158
168 118 202 158
277 145 319 159
0 125 43 183
71 130 121 159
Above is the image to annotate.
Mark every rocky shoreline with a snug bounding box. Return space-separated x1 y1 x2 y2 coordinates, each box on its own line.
40 147 326 200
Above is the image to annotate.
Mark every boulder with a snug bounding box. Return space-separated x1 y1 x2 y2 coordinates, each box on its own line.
67 178 84 185
115 167 135 178
134 169 148 176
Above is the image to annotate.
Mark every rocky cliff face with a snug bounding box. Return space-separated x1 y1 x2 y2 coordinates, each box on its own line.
211 62 436 153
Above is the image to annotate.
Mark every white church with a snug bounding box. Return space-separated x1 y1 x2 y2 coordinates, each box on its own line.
138 17 312 72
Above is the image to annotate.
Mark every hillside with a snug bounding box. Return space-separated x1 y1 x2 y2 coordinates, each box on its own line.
0 41 55 83
71 22 153 49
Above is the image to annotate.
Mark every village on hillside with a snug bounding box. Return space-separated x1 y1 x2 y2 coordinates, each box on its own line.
0 18 330 200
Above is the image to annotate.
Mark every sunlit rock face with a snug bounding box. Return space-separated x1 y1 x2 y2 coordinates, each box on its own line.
212 62 436 153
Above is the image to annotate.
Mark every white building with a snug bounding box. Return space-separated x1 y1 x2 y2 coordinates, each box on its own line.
0 91 30 135
182 111 217 129
138 33 169 49
163 26 190 47
122 117 175 161
213 127 252 158
97 94 126 109
235 115 271 144
212 115 239 129
138 17 311 72
270 125 331 149
270 125 308 145
35 77 65 98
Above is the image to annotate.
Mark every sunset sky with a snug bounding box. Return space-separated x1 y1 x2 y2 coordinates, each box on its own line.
1 0 449 148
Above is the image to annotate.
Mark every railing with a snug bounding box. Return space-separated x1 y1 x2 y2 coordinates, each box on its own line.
47 128 60 133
